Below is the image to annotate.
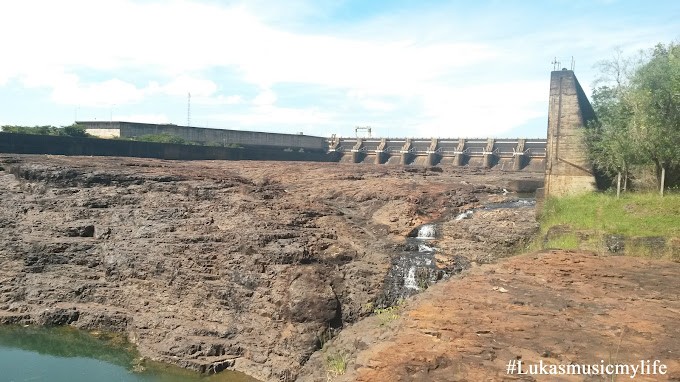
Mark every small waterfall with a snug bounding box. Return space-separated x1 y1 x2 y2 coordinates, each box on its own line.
404 267 419 290
378 223 441 307
377 197 537 308
416 224 436 239
455 210 473 221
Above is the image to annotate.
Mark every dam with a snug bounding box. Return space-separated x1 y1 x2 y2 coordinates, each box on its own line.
67 121 547 172
0 70 591 184
328 136 546 171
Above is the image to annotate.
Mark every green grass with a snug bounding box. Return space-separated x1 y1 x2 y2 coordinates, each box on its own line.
539 193 680 237
544 233 580 250
374 306 400 326
325 351 348 378
535 192 680 257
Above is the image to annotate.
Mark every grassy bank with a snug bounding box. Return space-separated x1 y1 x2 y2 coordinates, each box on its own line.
534 192 680 260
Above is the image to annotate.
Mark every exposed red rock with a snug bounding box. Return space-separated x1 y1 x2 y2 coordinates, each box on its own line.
299 251 680 382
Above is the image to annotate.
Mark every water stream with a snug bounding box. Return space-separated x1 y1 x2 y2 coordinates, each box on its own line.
377 224 446 307
455 197 536 220
379 197 536 307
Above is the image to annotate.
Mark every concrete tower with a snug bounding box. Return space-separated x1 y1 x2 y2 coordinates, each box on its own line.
544 69 598 197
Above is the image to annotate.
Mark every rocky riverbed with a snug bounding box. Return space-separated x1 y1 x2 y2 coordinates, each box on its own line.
299 250 680 381
0 155 542 381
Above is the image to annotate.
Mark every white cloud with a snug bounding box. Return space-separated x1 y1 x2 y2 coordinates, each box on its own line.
52 78 147 107
359 99 396 112
162 76 218 97
211 105 332 127
13 64 147 107
0 1 542 135
406 80 548 138
0 1 496 94
348 90 396 112
193 94 243 106
1 0 677 135
12 67 236 107
252 89 278 106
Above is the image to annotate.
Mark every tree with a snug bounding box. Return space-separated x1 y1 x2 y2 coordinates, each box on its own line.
589 42 680 195
1 124 91 137
1 125 59 135
62 123 90 137
587 50 641 196
136 134 189 145
630 43 680 195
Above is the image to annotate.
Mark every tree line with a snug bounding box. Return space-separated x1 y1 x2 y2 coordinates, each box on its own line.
0 125 244 148
1 124 90 138
0 125 195 145
587 41 679 196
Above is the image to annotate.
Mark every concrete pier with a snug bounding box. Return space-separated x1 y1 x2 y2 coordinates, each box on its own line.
400 139 413 165
482 138 495 168
350 139 364 163
513 139 526 171
375 139 387 164
544 69 598 196
425 138 439 167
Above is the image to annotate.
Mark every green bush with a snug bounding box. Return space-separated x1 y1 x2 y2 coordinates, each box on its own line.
1 124 91 137
62 124 89 137
135 134 190 145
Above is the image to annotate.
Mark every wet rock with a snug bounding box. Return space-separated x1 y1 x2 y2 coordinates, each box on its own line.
505 179 543 193
37 307 80 326
83 199 110 208
97 227 112 240
74 310 130 332
446 255 471 273
66 225 95 237
604 234 626 253
286 272 339 323
632 236 666 255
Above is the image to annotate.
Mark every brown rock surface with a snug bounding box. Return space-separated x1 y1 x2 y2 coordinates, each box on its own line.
0 155 540 381
299 250 680 381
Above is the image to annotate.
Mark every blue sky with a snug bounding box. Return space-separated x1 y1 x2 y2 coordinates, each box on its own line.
1 0 678 138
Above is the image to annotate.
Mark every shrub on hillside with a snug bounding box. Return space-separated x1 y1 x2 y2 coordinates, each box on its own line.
135 134 190 145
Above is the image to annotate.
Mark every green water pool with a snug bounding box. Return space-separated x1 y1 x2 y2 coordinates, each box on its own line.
0 325 259 382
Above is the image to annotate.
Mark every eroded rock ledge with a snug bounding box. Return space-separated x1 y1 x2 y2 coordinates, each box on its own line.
0 155 541 381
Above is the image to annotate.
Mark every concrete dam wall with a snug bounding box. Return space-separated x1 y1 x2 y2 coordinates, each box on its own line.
329 137 547 172
0 132 547 172
0 132 331 162
80 121 328 152
71 121 548 172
